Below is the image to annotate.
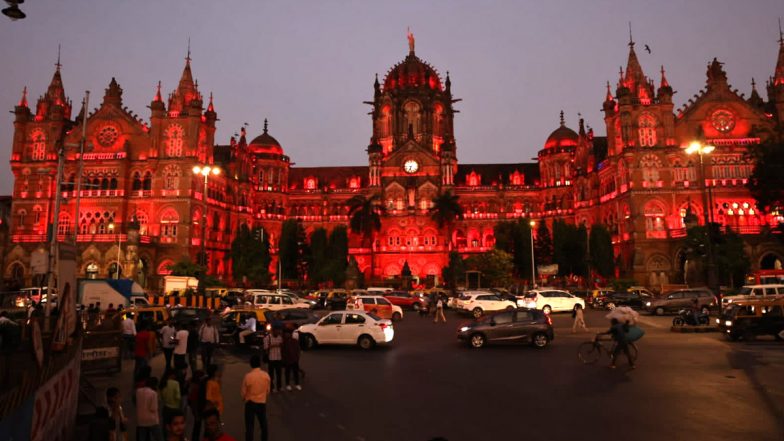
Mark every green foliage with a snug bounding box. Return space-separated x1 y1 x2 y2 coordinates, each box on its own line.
429 191 464 242
230 225 271 287
533 221 553 265
306 226 349 287
589 224 615 278
552 220 587 276
494 219 534 280
465 249 514 288
279 219 307 280
442 251 466 290
748 135 784 213
307 228 329 285
348 194 384 245
168 258 203 277
685 225 750 289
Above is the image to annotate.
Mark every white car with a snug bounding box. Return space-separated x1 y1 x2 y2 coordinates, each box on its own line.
245 291 312 311
298 310 394 350
721 284 784 306
455 291 517 318
519 289 585 314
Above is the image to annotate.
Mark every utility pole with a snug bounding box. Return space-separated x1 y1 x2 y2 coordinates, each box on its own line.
45 139 66 321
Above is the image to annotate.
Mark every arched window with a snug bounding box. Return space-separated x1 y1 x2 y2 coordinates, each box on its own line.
163 165 180 190
644 202 667 235
133 211 149 235
638 114 657 147
640 154 662 183
160 208 179 238
403 101 422 136
165 124 184 157
379 106 392 138
132 172 142 190
16 209 27 229
304 178 316 190
433 103 444 136
31 130 46 161
57 213 71 236
142 172 152 190
33 205 42 225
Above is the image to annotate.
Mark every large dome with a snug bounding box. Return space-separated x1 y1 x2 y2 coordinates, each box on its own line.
248 120 283 155
544 113 578 149
383 53 442 92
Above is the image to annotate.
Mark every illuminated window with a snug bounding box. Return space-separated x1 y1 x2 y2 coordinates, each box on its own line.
163 164 180 190
16 209 26 228
403 101 422 136
467 171 480 187
304 178 316 190
349 177 360 189
433 103 444 136
644 202 666 232
166 124 184 157
58 214 71 235
33 205 42 224
640 154 662 183
638 114 657 147
160 208 180 238
134 211 149 235
132 172 142 190
31 130 46 161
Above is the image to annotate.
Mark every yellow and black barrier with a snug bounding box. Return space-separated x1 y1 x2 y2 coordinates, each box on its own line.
149 295 223 309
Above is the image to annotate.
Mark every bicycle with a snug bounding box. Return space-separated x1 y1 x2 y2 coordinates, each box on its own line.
578 334 638 365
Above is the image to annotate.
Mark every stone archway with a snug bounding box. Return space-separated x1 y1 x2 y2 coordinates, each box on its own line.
759 252 783 270
646 254 672 292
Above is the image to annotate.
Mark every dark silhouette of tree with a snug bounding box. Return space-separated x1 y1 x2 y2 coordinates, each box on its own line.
429 190 464 249
348 194 384 280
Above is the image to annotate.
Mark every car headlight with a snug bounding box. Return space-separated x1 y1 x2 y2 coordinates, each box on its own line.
715 318 720 324
459 326 470 332
645 301 651 307
724 320 732 327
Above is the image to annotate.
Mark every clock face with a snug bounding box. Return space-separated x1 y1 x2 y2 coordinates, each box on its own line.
711 109 735 134
96 125 119 147
404 159 419 174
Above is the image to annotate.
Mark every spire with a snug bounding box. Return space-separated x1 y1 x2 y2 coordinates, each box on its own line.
263 118 269 134
207 92 214 112
559 110 565 127
578 114 586 136
154 81 162 102
445 71 451 93
659 65 670 88
774 18 784 87
605 81 613 101
749 78 764 107
103 77 123 106
46 46 66 104
628 22 634 48
19 86 28 107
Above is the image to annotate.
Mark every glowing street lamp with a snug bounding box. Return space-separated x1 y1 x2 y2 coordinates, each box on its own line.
108 222 121 279
192 165 220 292
530 220 537 289
686 141 718 293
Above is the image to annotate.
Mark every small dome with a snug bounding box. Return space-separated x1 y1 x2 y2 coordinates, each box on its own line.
383 53 442 92
544 112 578 149
248 119 283 155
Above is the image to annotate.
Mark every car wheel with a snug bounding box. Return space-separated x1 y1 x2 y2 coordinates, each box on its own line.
392 312 402 321
505 305 515 311
472 308 483 319
470 333 485 348
358 334 375 350
542 305 552 315
655 307 665 316
672 317 684 326
301 334 316 350
531 332 549 349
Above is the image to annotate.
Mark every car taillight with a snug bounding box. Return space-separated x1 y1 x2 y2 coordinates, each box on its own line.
546 315 553 326
377 323 388 330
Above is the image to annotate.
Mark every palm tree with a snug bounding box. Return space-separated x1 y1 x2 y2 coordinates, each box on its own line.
347 194 385 281
429 190 464 250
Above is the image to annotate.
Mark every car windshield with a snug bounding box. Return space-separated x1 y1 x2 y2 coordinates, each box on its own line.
737 287 753 295
366 312 382 321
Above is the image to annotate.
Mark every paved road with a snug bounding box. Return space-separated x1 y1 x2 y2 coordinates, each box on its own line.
89 308 784 441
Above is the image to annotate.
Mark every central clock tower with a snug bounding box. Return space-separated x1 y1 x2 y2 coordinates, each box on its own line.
366 35 458 212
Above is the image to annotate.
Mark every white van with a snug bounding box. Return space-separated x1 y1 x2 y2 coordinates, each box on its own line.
245 290 312 311
722 284 784 305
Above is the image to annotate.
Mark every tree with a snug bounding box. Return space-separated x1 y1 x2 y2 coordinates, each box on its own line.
552 220 587 276
348 194 384 280
685 225 750 289
168 258 203 277
325 226 349 286
589 224 615 278
307 227 329 286
279 219 307 281
442 251 466 291
230 225 271 287
465 249 514 288
429 190 464 249
494 219 534 280
748 134 784 213
533 221 553 265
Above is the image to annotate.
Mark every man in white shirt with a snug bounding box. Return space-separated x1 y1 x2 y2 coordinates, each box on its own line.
173 325 189 369
238 315 257 344
136 376 162 440
121 313 136 360
159 319 176 373
198 316 219 368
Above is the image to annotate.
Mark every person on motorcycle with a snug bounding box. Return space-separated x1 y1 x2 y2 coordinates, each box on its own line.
238 314 257 344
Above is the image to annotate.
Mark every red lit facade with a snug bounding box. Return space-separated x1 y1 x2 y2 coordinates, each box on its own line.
6 35 784 290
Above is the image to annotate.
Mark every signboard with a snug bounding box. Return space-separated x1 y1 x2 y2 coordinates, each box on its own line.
30 249 48 275
82 330 122 373
537 264 559 276
82 346 119 361
30 348 80 441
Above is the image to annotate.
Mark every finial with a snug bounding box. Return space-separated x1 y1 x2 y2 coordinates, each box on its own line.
660 65 670 88
55 44 62 70
619 66 624 81
559 110 565 127
751 77 757 90
207 92 214 112
263 118 268 134
628 22 634 47
186 37 191 63
154 80 162 102
19 86 28 107
779 17 783 45
407 26 415 54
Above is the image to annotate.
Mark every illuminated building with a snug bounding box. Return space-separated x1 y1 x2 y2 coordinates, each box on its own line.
5 32 784 290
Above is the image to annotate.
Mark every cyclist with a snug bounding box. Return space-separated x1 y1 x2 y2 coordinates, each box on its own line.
600 318 635 370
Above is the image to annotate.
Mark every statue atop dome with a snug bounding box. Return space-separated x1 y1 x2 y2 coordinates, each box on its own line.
407 27 415 54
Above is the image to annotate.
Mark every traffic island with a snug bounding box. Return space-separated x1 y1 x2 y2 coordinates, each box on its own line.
670 325 719 333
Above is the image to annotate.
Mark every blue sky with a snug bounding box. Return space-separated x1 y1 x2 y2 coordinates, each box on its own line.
0 0 782 193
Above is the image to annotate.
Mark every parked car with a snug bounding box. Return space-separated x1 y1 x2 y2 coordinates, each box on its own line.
169 306 212 327
457 308 554 349
326 290 349 310
263 308 320 330
721 284 784 306
113 306 170 330
644 288 717 315
219 307 269 345
518 289 585 315
718 298 784 341
298 310 394 350
245 291 312 311
587 289 615 309
455 291 517 318
384 291 426 311
600 290 654 310
353 295 404 321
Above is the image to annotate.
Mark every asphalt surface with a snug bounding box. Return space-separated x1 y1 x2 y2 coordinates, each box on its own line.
89 308 784 441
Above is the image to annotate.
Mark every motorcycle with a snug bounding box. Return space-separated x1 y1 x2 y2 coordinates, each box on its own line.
672 309 709 326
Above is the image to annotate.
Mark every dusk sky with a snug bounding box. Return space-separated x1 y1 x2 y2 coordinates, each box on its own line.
1 1 782 194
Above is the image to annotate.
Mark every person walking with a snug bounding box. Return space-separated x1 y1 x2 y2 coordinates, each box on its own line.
263 326 283 393
121 313 136 360
134 322 156 382
199 317 220 368
203 407 237 441
205 364 225 415
159 319 176 374
160 370 181 422
172 324 189 370
106 387 128 441
136 376 162 441
163 408 187 441
433 297 446 323
572 304 588 333
187 323 200 375
242 354 271 441
282 329 301 391
187 369 208 441
603 318 635 369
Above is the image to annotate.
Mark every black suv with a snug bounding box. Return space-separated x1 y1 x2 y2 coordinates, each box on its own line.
719 300 784 341
601 291 653 310
457 308 554 349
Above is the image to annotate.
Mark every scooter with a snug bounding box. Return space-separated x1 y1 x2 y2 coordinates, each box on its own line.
672 309 709 326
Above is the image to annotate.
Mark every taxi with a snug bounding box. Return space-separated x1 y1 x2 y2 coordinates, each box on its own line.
349 295 404 321
114 305 170 329
219 306 270 344
718 298 784 341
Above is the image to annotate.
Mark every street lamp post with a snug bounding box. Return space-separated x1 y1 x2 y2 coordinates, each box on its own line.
530 220 537 289
686 141 718 293
108 222 121 279
192 165 220 293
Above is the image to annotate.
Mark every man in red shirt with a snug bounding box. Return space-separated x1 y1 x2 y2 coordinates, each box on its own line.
202 407 236 441
134 321 157 381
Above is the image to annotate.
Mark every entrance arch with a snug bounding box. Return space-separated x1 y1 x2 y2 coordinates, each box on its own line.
760 252 783 270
